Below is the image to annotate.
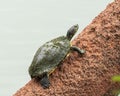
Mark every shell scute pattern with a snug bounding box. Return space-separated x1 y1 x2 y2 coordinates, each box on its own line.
29 36 70 78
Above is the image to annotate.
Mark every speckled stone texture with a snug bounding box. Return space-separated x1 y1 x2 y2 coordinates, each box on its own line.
13 0 120 96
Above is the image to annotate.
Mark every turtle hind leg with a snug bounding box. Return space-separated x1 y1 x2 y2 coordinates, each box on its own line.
40 73 50 89
70 46 85 55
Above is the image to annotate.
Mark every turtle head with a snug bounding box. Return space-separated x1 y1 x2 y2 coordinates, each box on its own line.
66 24 79 41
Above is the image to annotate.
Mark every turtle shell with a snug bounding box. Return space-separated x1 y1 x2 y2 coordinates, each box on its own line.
29 36 70 78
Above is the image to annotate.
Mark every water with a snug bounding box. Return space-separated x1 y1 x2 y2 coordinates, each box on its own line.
0 0 112 96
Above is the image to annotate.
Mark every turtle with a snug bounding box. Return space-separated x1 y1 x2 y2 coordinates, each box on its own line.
28 24 85 89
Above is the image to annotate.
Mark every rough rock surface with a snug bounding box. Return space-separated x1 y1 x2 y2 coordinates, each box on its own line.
13 0 120 96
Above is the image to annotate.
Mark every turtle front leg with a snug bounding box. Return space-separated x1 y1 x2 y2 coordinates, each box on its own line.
40 73 50 89
70 46 85 55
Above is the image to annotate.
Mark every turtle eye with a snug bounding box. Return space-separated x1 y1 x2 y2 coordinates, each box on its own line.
74 24 79 31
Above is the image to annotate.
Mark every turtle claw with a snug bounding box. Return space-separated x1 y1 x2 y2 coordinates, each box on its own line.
80 49 85 54
41 82 50 89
